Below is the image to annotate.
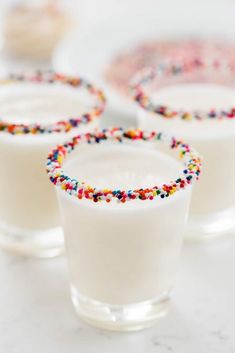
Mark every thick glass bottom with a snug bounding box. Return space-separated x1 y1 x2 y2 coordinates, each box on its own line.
187 207 235 241
0 221 64 258
71 285 170 332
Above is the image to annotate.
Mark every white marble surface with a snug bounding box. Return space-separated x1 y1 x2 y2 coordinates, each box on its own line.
0 234 235 353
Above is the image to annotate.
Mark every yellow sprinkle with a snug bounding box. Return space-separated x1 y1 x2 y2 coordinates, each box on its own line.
57 156 63 164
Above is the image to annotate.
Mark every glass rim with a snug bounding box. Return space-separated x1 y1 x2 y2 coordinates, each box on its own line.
0 71 106 135
46 127 202 203
130 59 235 121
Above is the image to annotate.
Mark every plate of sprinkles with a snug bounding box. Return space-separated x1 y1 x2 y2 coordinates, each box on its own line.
53 3 235 123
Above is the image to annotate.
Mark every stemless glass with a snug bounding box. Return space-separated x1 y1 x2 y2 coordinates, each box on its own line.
3 0 72 61
131 59 235 240
0 71 105 257
47 127 201 331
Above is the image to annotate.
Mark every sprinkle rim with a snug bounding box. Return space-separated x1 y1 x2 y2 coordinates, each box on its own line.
0 71 106 135
46 127 202 203
131 59 235 121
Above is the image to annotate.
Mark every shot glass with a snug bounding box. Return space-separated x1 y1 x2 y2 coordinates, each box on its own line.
0 71 105 257
47 127 201 331
131 59 235 240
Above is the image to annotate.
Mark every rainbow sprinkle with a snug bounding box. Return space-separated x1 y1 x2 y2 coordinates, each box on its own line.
131 59 235 120
46 127 202 203
0 71 106 135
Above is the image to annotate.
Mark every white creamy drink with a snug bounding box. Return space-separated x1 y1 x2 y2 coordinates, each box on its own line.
132 62 235 239
47 128 201 331
0 72 105 257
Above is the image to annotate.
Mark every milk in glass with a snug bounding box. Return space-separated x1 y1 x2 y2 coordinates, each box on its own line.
138 83 235 239
55 141 194 330
0 81 102 257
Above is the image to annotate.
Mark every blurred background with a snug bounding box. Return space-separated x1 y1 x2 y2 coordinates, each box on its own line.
1 0 235 123
1 1 235 104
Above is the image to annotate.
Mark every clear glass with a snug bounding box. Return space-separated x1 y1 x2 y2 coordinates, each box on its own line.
138 83 235 240
0 83 99 257
57 143 192 331
3 0 73 61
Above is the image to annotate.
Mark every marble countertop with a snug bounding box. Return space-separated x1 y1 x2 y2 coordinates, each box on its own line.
0 234 234 353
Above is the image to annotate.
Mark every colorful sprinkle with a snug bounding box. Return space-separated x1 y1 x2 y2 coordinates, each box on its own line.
0 71 106 135
46 128 202 203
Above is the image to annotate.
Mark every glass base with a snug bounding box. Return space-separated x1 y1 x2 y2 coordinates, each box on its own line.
187 207 235 241
0 221 64 258
71 286 170 332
